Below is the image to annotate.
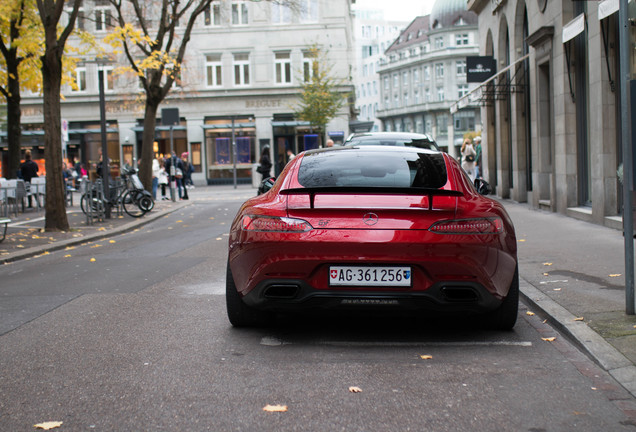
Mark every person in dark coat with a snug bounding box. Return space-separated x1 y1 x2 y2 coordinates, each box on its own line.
20 150 39 207
258 146 272 180
164 152 185 199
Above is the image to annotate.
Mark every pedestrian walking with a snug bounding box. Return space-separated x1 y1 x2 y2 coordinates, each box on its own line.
20 150 39 208
473 136 482 179
461 138 477 182
257 146 272 180
152 157 161 200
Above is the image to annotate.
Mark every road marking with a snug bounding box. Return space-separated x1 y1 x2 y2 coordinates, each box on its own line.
260 338 532 347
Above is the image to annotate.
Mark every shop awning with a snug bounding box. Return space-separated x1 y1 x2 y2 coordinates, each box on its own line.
562 13 585 44
131 125 187 132
599 0 619 19
271 121 310 127
450 53 530 114
201 122 255 130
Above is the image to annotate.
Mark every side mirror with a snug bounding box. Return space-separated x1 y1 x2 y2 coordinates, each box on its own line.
474 178 492 195
257 177 276 195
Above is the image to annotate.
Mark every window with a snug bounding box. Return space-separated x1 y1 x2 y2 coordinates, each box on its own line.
73 67 86 92
394 93 399 107
303 51 316 82
434 37 443 50
424 66 430 80
393 74 398 87
233 53 250 86
458 85 469 98
403 92 409 106
455 34 469 46
275 52 292 84
204 3 221 26
232 2 248 25
456 60 466 76
272 1 291 24
413 69 419 84
373 80 377 95
99 67 114 92
402 71 409 86
414 89 419 104
95 7 111 31
425 88 430 102
435 63 444 78
300 0 318 22
437 87 444 101
384 96 390 109
206 55 222 87
384 76 389 90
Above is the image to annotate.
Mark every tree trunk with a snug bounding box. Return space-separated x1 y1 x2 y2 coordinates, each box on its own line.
5 49 21 180
41 46 69 232
139 99 160 191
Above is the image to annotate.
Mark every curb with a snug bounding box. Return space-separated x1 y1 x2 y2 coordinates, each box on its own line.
520 278 636 398
0 201 189 265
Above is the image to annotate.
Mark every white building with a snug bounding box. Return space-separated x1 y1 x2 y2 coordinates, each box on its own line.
351 5 409 133
9 0 355 184
376 0 481 159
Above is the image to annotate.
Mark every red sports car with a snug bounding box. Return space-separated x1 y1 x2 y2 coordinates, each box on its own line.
227 146 518 329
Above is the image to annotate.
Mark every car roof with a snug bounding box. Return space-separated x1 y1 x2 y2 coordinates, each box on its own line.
303 143 442 156
344 132 439 150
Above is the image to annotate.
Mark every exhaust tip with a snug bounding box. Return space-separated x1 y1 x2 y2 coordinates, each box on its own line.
264 284 300 299
440 286 479 302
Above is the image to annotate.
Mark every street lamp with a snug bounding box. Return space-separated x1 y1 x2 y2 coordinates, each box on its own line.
96 59 112 218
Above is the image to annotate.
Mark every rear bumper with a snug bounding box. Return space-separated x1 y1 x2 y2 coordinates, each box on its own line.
241 278 502 314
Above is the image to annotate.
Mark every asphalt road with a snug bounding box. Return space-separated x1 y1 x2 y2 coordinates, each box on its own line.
0 189 635 431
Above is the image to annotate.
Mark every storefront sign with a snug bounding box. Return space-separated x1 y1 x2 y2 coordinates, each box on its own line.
245 99 282 108
467 56 496 83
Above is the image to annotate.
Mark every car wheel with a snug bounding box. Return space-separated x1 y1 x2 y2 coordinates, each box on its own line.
483 265 519 330
226 261 272 327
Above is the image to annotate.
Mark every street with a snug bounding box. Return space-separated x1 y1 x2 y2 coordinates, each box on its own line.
0 189 635 431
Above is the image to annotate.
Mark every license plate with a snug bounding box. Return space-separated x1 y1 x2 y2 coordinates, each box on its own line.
329 266 412 287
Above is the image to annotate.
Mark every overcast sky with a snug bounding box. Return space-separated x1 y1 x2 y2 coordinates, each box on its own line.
355 0 437 22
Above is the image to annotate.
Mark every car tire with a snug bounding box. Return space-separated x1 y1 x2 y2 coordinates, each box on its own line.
226 261 272 327
483 265 519 330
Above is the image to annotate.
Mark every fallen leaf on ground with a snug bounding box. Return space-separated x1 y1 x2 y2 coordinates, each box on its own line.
64 254 72 258
553 288 562 291
349 386 362 393
263 404 288 412
542 337 556 342
543 262 553 266
526 311 535 316
543 273 549 276
109 240 116 243
609 274 621 277
98 227 106 231
573 317 584 321
90 244 102 248
90 258 96 262
420 355 433 360
34 421 63 430
518 239 526 242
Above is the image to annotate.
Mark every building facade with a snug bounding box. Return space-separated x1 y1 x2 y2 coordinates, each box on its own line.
351 5 409 133
467 0 625 227
376 0 481 160
6 0 355 184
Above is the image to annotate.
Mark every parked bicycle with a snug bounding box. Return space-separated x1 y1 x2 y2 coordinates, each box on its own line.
80 167 154 218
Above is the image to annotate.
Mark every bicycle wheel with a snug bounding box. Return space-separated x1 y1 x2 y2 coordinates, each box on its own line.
138 194 154 212
80 193 105 216
122 190 145 218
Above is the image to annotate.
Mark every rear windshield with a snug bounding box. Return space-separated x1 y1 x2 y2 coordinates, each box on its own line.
297 149 447 189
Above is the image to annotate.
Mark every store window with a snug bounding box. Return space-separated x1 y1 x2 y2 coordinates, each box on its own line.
272 1 291 24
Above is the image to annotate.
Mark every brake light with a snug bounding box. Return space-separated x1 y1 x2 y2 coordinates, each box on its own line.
429 217 503 234
242 215 313 232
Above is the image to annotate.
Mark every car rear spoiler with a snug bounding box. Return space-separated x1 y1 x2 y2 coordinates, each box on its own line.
280 187 463 210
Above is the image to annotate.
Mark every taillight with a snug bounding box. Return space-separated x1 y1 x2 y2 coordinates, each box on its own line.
241 215 313 232
429 217 503 234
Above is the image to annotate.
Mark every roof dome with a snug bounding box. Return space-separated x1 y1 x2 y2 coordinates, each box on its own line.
430 0 477 29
